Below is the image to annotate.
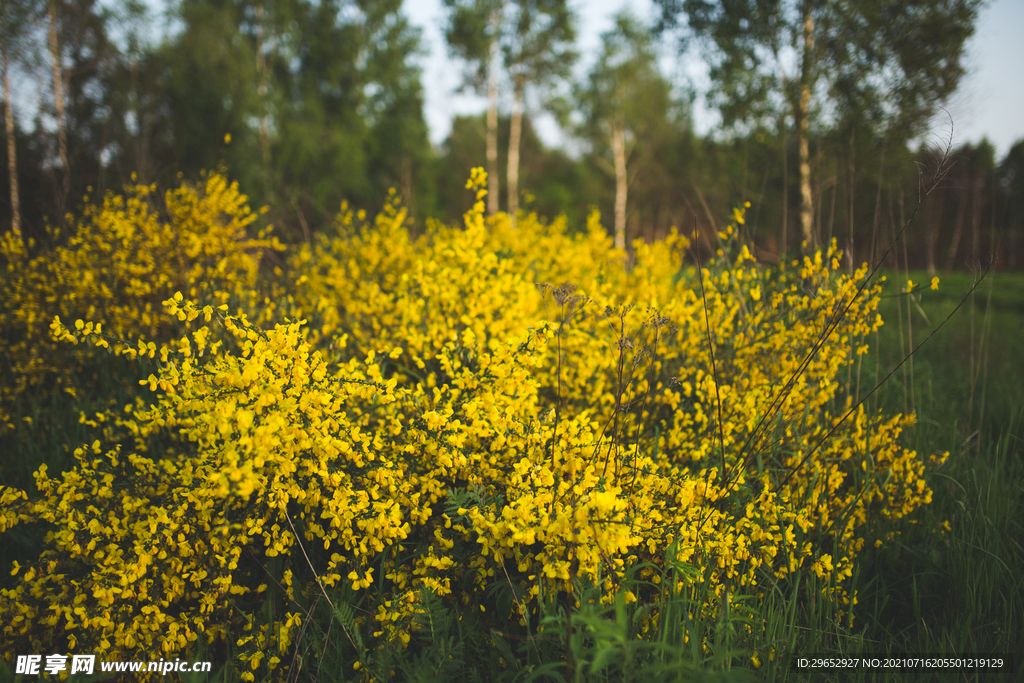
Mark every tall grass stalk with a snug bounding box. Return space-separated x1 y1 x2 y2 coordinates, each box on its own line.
898 188 917 416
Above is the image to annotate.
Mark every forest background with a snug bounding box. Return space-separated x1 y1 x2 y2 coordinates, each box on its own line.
1 0 1022 274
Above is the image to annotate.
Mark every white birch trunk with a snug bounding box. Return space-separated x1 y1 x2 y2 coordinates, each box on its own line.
486 10 500 216
797 4 815 252
612 118 627 251
49 0 69 207
507 74 523 230
3 0 20 237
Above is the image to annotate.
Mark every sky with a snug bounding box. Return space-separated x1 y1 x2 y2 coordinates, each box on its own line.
925 0 1024 159
405 0 1024 159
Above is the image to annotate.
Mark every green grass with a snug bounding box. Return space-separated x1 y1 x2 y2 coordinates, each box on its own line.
865 269 1023 445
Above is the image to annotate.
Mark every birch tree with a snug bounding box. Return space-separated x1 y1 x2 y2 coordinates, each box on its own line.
1 0 36 235
655 0 983 254
47 0 69 210
577 12 675 251
442 0 505 215
501 0 574 229
444 0 573 226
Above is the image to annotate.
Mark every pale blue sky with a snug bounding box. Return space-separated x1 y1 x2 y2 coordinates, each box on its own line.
405 0 1024 158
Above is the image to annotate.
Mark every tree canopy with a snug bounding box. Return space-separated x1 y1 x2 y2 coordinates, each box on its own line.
654 0 985 252
0 0 1017 270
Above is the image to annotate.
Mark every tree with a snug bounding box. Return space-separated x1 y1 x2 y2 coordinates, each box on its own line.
274 0 428 225
59 0 127 194
655 0 984 254
137 0 281 203
2 4 17 236
577 12 680 251
360 0 434 225
501 0 575 229
116 0 427 238
942 140 995 272
47 0 70 211
101 0 155 185
1 0 39 236
442 0 504 216
443 0 574 227
5 0 124 228
434 111 594 229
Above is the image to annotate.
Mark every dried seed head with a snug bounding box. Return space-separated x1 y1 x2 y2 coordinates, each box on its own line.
553 283 577 306
651 313 673 329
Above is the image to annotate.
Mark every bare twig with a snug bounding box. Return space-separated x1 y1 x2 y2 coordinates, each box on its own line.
689 214 727 538
776 260 992 492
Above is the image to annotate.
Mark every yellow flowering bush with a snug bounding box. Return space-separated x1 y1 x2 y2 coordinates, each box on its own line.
0 169 283 435
0 169 946 679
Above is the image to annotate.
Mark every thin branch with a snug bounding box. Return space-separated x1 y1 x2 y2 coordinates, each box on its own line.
283 510 359 652
689 214 726 538
776 259 993 492
723 129 956 492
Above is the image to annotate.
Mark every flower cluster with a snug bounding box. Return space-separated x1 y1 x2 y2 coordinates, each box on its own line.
0 170 283 434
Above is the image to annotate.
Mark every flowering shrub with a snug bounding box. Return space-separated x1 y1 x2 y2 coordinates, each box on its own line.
0 169 945 679
0 170 283 434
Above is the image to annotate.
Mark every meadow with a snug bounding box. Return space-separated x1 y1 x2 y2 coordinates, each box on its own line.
0 169 1021 682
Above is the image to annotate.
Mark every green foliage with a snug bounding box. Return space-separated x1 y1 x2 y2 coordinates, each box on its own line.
576 12 681 144
432 113 596 229
442 0 504 91
574 11 697 243
500 0 576 96
654 0 983 138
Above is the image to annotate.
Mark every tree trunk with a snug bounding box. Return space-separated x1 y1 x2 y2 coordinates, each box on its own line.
255 4 271 201
401 152 415 225
825 173 837 248
970 173 983 264
814 175 822 246
796 2 815 253
486 9 500 217
507 73 523 230
781 116 787 256
48 0 69 211
847 128 855 273
868 141 886 266
3 0 20 237
612 116 627 251
129 57 149 184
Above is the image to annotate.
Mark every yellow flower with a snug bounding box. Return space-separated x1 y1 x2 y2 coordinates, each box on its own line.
930 276 939 291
